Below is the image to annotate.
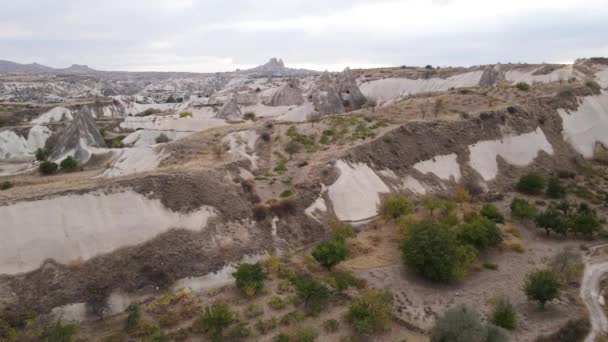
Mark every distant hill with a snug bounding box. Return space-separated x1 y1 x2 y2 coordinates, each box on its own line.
0 60 97 74
240 58 318 77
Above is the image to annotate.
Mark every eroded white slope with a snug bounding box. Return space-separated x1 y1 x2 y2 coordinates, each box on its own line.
559 92 608 159
123 130 188 147
359 71 483 103
468 127 554 181
0 125 51 160
413 153 461 182
31 107 73 124
103 147 168 177
328 160 390 222
0 190 216 275
224 130 258 169
505 65 575 84
596 67 608 89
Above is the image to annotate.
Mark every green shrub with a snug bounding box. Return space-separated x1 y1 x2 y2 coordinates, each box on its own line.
59 156 78 171
524 269 560 308
125 303 140 331
311 238 349 270
35 147 50 161
483 263 498 270
39 161 58 175
457 216 502 250
279 190 293 198
421 195 455 217
510 198 537 221
155 133 170 144
232 263 266 297
546 177 566 199
141 108 162 116
480 203 504 224
326 269 364 292
290 273 330 315
431 305 509 342
490 296 517 331
285 140 302 160
149 330 170 342
254 317 277 334
516 173 546 195
280 310 305 326
378 195 414 220
268 296 288 310
274 161 287 173
536 318 590 342
0 318 16 340
243 112 256 121
198 303 235 340
227 322 251 340
349 289 393 336
111 139 124 148
570 208 600 237
273 333 290 342
401 219 471 282
45 320 78 342
515 82 530 91
243 302 264 319
179 111 193 118
323 319 340 333
536 208 568 236
293 326 319 342
0 181 13 190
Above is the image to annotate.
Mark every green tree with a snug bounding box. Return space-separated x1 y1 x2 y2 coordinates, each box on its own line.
35 147 50 161
516 173 546 195
124 303 140 331
510 198 537 221
45 321 78 342
285 140 302 160
401 219 470 282
60 156 79 171
349 289 393 336
524 269 560 308
421 195 454 217
535 208 568 236
311 238 349 270
232 263 266 297
480 203 505 224
546 177 566 199
490 296 517 331
378 195 413 220
198 303 235 341
39 160 58 175
457 216 502 250
290 274 330 315
453 186 472 208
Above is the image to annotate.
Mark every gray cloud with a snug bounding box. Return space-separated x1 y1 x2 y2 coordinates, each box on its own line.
1 0 607 71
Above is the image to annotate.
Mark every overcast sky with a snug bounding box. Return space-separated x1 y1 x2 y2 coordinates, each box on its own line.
1 0 607 72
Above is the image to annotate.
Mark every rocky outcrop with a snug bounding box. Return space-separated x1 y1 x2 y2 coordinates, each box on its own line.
312 71 345 115
268 78 304 106
49 106 106 162
336 67 366 109
215 93 243 122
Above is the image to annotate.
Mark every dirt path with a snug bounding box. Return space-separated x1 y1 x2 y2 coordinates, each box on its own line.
582 244 608 342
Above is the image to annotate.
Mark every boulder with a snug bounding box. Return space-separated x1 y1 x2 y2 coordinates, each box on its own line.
50 106 106 162
312 71 344 115
216 93 243 122
336 67 366 109
267 78 304 106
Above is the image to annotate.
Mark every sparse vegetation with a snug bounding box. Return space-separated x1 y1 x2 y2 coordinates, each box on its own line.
111 139 125 148
124 303 141 331
457 216 502 250
510 198 537 221
290 273 330 315
535 207 568 236
349 289 393 336
524 269 560 308
45 320 79 342
197 302 235 340
285 140 302 160
243 112 256 121
431 305 509 342
141 108 162 116
35 147 50 161
546 177 566 199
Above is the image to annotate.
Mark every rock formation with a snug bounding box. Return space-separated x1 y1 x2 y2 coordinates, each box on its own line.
312 71 345 115
267 78 304 106
479 65 499 87
215 93 243 122
336 67 366 109
50 106 106 162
